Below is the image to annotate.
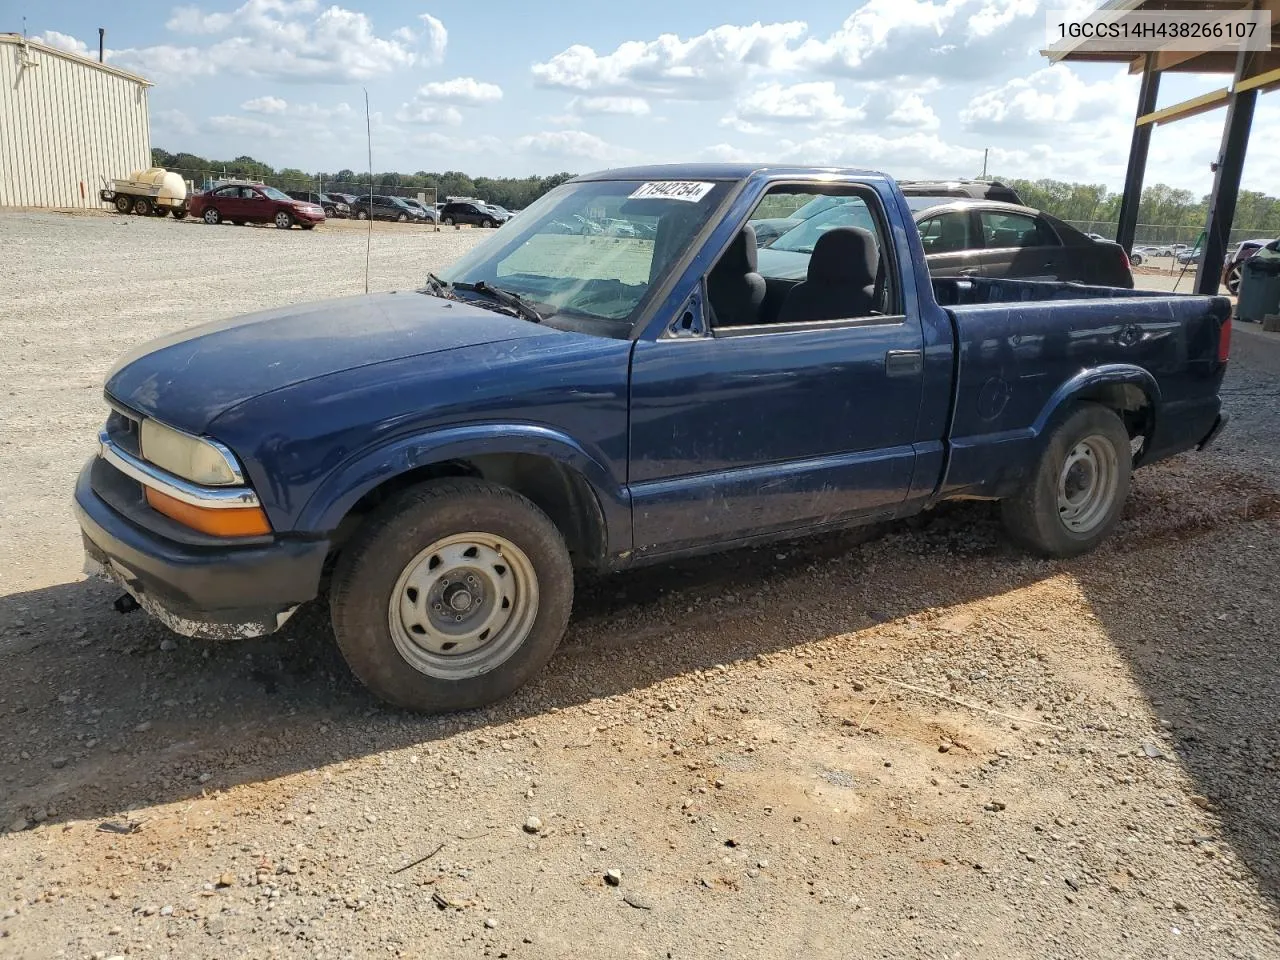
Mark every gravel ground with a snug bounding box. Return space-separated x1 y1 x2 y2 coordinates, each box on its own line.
1 210 1278 960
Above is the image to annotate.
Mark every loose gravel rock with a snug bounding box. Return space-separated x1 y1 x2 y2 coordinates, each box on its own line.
1 211 1279 959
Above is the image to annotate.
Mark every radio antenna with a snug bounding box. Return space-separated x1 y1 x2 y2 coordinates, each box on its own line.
364 88 373 295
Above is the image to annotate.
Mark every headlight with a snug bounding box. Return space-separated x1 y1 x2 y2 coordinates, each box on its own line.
140 419 243 486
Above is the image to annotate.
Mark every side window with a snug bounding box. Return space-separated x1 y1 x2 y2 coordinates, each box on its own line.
919 212 973 254
242 187 263 200
214 186 238 198
980 211 1056 248
708 185 895 328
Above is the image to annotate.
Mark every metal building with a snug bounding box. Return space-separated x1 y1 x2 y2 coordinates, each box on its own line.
0 34 152 209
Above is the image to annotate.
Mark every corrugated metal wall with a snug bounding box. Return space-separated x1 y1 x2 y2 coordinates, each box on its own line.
0 39 151 209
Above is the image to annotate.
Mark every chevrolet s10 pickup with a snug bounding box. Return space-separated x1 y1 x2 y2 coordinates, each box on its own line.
75 164 1231 712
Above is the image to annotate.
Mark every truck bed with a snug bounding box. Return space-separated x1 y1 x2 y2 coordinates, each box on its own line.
932 276 1230 502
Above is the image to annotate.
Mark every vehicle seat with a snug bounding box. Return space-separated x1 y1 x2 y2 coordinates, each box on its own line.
707 225 766 326
938 216 968 253
776 227 879 324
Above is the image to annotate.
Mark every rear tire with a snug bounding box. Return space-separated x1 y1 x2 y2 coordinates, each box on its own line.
397 212 408 222
1226 265 1242 296
330 479 573 713
357 209 369 220
1000 403 1131 558
203 207 221 225
171 206 187 219
114 195 132 214
132 197 151 216
482 218 495 228
442 216 454 226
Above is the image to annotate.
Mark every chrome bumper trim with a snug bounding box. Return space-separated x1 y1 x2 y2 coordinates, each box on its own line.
98 431 261 509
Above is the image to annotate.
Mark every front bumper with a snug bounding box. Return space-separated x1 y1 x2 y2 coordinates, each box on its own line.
74 460 329 639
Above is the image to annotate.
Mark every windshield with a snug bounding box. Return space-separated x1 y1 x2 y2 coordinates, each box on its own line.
768 199 877 255
437 178 732 327
261 186 293 202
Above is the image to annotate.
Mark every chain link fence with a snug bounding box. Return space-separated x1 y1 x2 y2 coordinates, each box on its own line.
1062 220 1269 248
164 166 453 207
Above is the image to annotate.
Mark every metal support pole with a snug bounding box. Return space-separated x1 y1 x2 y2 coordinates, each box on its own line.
1195 47 1257 296
1115 54 1159 252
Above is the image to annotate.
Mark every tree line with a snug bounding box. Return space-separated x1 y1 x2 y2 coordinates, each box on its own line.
1002 177 1280 244
150 148 575 210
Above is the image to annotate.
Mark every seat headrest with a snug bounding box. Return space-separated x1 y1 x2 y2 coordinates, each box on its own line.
808 226 878 287
717 224 759 274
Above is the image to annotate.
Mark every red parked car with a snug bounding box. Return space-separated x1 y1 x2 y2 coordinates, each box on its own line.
188 182 326 230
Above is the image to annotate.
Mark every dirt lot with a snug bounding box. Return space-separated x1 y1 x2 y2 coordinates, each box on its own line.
1 210 1278 960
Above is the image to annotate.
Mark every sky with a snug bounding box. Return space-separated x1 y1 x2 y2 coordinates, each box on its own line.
19 0 1280 195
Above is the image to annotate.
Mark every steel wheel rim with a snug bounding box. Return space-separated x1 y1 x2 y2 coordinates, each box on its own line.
1057 434 1119 534
388 532 539 680
1227 266 1241 295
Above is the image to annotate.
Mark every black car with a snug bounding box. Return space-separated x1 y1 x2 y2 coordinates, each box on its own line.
898 179 1024 205
349 195 423 222
757 197 1133 288
285 191 349 218
440 200 505 228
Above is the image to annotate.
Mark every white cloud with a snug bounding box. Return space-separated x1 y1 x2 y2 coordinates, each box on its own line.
730 81 863 126
207 114 285 138
532 21 807 100
571 96 651 116
32 31 91 56
416 77 503 105
515 130 623 163
241 95 289 114
862 89 941 131
396 78 501 125
102 1 447 83
961 65 1137 134
152 108 198 138
795 0 1042 80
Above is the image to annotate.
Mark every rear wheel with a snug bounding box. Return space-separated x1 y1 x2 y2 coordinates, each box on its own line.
114 195 132 214
1000 404 1131 558
330 479 573 713
397 212 408 222
442 216 454 226
1226 264 1242 296
357 209 369 220
482 218 496 228
132 197 152 216
202 207 221 225
275 210 294 229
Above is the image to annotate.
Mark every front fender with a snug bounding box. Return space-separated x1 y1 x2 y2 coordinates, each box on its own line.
1032 364 1160 436
297 423 632 554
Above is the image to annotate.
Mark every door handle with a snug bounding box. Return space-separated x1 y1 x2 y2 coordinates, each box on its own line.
958 268 979 277
885 349 923 377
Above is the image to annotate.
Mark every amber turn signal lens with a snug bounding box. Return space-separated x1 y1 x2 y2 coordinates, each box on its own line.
145 487 272 537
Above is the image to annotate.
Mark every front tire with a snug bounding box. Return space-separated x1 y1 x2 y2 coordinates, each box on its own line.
172 206 187 219
482 218 495 228
356 209 369 220
330 479 573 713
442 216 454 226
275 210 294 229
1000 404 1131 558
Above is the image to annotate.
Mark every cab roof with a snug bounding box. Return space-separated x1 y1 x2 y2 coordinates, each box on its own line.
573 163 886 182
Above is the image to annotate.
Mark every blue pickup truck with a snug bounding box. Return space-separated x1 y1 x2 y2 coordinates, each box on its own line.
76 164 1231 712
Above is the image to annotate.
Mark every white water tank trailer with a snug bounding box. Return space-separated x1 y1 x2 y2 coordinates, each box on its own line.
100 168 191 218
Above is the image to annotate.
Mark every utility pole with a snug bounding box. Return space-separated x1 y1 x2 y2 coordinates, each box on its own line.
981 148 989 179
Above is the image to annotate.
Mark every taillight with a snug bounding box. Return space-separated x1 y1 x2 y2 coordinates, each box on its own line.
1218 317 1232 364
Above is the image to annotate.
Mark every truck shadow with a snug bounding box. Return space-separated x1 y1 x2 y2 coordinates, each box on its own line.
1 463 1278 910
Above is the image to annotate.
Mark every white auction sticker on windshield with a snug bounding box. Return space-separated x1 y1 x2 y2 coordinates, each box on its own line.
628 181 715 203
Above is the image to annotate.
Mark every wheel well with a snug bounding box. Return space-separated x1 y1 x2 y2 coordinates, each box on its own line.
1073 383 1153 456
329 455 607 571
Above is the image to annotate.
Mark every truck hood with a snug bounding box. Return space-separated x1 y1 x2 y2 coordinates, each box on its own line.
105 292 554 432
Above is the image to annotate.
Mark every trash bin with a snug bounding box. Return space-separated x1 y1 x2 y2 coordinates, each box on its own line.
1236 239 1280 324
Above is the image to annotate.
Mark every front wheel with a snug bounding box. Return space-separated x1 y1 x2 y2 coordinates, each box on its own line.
482 218 495 228
275 210 293 229
1000 404 1131 558
397 212 408 222
132 197 151 216
114 195 132 214
356 209 369 220
171 206 187 219
330 479 573 713
442 216 454 226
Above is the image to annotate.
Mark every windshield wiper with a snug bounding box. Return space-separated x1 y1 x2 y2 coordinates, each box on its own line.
424 272 452 297
453 281 543 324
